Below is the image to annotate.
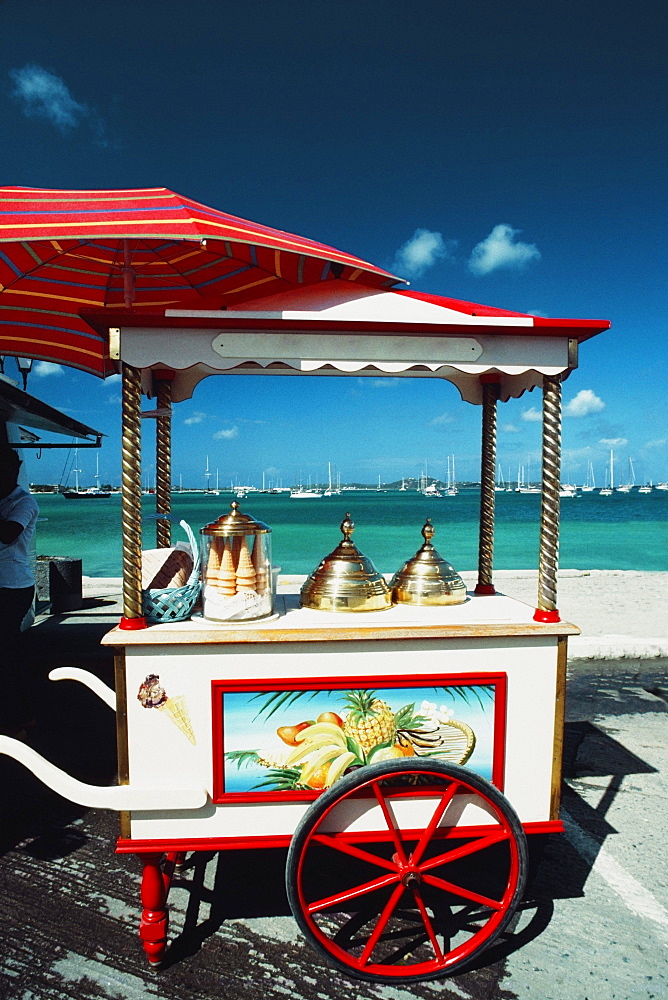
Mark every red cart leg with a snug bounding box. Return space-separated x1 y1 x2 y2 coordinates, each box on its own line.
139 853 169 965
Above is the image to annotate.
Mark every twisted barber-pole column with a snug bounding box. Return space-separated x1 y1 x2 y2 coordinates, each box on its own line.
475 377 499 595
119 362 146 630
154 370 173 548
534 374 562 622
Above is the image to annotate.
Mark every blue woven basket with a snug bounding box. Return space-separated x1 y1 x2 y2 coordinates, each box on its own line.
142 515 201 624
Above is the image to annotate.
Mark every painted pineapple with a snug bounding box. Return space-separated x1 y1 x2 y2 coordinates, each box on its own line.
343 689 396 754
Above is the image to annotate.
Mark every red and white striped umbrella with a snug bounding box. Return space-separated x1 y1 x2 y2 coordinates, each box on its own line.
0 186 402 376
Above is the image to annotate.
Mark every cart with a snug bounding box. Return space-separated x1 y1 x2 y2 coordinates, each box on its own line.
0 277 608 982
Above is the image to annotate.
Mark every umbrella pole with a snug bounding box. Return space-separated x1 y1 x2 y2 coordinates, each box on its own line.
119 361 146 629
534 374 562 622
154 371 173 548
475 377 499 595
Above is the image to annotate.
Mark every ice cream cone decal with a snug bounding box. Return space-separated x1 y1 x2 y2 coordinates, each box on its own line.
157 695 196 745
137 674 196 745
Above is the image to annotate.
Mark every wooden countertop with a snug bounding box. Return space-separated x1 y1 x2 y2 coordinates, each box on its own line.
101 590 579 646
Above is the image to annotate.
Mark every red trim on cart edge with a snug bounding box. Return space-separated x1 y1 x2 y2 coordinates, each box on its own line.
119 615 148 631
533 608 561 623
210 671 508 802
115 820 564 854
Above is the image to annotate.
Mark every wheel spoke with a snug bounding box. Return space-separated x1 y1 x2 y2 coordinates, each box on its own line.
418 830 509 873
358 883 406 967
412 889 444 963
372 779 408 865
410 779 460 866
422 872 505 910
312 834 398 873
307 872 400 914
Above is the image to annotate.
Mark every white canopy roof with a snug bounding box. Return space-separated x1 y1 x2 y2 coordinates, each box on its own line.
100 281 609 404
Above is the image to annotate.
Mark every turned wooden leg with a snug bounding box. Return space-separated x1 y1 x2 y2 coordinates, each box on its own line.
139 853 169 965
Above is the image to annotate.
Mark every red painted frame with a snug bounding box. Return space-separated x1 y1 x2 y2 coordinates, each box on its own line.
210 672 507 804
115 821 564 855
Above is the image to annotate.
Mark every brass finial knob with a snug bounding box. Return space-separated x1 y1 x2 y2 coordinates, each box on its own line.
422 518 435 544
341 513 354 542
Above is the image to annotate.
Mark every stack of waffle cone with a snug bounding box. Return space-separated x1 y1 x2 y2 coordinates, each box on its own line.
252 536 268 594
206 537 223 588
217 538 237 597
235 537 256 592
157 695 196 745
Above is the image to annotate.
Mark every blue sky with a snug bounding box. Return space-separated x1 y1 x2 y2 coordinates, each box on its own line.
1 0 666 488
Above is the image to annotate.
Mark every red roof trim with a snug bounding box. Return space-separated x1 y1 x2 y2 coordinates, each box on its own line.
80 309 609 342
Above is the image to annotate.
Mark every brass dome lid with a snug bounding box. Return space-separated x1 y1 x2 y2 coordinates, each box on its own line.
200 501 270 536
390 519 467 606
300 514 392 612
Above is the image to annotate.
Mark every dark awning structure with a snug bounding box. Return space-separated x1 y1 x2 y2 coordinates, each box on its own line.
0 375 102 445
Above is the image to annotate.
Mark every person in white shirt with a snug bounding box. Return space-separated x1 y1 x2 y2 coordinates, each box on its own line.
0 446 39 737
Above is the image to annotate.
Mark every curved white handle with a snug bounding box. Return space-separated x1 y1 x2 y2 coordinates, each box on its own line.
0 736 207 811
48 667 117 710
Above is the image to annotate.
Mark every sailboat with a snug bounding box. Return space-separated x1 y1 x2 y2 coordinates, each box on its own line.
616 457 635 493
323 462 341 496
204 455 220 494
445 454 458 496
581 461 596 492
599 450 614 495
291 474 322 498
517 457 540 494
62 451 111 499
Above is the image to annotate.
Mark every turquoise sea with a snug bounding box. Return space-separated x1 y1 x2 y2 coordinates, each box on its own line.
32 488 668 577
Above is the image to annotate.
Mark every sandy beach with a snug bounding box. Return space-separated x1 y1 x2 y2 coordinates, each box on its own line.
82 569 668 661
468 569 668 660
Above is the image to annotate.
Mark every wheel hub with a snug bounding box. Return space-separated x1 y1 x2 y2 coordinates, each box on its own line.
393 853 423 888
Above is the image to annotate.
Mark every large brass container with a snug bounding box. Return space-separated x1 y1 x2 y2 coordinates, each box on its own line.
390 519 467 606
300 514 392 612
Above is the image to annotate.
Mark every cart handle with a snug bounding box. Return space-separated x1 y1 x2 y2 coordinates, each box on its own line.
0 736 208 811
49 667 117 710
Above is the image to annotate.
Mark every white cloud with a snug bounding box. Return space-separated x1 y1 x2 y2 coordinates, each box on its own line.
369 378 400 389
33 361 64 376
9 64 90 131
564 389 605 417
644 438 666 449
184 411 206 426
600 437 628 447
393 228 456 277
522 407 542 422
428 413 455 426
214 426 239 440
105 373 122 383
501 423 520 433
468 224 541 276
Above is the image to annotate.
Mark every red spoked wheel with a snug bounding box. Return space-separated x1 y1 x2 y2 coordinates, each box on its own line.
286 758 528 983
